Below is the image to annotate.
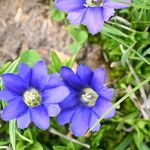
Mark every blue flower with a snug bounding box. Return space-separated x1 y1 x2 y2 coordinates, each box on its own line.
54 0 131 34
0 61 70 130
58 65 115 136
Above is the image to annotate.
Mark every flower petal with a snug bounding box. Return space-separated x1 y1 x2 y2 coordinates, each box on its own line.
89 111 101 132
2 74 28 95
18 63 31 86
0 90 20 101
31 61 49 89
60 66 83 90
45 104 61 117
30 105 49 129
102 6 115 21
1 99 27 121
82 7 104 35
104 0 131 9
57 107 76 125
67 8 86 25
42 86 70 103
98 87 114 100
91 68 106 92
59 93 80 110
54 0 85 12
70 106 91 136
92 98 115 119
17 109 31 129
43 73 64 90
76 64 93 86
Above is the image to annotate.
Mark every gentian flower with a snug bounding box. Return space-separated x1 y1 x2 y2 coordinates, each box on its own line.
54 0 131 34
58 65 115 136
0 61 69 129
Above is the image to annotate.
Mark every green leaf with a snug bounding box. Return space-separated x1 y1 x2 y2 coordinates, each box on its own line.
68 27 88 44
20 50 41 67
68 43 82 53
23 129 33 141
9 120 16 150
16 130 33 143
143 47 150 56
102 24 128 38
50 51 62 71
0 140 10 146
66 54 76 68
53 146 66 150
67 142 75 150
3 58 20 74
30 141 43 150
141 143 150 150
121 43 135 66
0 62 11 74
16 141 27 150
114 134 132 150
102 31 150 65
51 7 65 21
67 26 88 53
49 51 76 73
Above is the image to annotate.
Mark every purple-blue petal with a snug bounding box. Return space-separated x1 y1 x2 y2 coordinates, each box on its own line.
60 66 83 91
102 6 115 21
2 74 28 95
57 107 76 125
31 61 49 89
92 97 115 119
54 0 85 12
43 73 64 90
0 90 21 101
82 7 104 35
89 111 101 132
1 99 27 121
67 8 86 25
76 64 93 86
70 106 91 136
45 104 61 117
30 105 49 129
104 0 131 9
98 86 114 100
17 109 31 129
42 86 70 103
59 93 80 110
91 68 106 92
18 63 31 86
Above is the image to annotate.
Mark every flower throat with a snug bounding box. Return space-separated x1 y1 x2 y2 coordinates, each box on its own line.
86 0 103 7
81 88 99 107
23 88 41 107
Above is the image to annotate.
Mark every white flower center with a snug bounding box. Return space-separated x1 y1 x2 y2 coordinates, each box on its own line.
81 88 99 106
23 88 41 107
85 0 104 7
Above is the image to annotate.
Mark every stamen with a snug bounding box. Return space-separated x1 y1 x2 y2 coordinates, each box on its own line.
23 88 41 107
81 88 98 107
86 0 103 7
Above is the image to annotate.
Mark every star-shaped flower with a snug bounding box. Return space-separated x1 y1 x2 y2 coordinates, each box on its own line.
54 0 131 34
0 61 70 129
58 65 115 136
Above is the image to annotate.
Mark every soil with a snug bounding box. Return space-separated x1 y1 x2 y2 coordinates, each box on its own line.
0 0 109 70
